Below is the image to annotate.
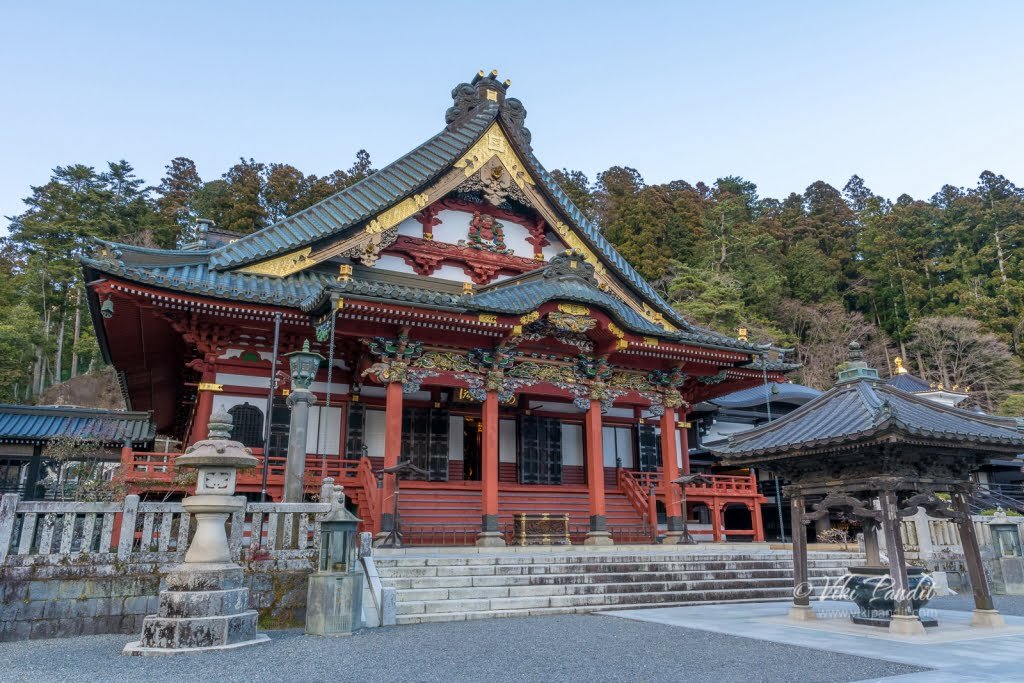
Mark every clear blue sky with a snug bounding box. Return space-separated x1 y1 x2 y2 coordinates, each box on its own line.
2 1 1023 228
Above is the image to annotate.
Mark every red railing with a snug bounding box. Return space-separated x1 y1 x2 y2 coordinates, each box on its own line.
620 470 759 497
122 449 362 493
356 456 381 533
617 469 655 539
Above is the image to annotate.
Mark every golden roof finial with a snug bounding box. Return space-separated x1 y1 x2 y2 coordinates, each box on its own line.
894 356 908 374
737 327 748 342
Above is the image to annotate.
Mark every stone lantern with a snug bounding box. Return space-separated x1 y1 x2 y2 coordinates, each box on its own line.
305 483 364 636
123 410 268 655
283 340 324 502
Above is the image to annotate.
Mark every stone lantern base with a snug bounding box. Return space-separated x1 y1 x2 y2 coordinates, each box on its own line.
123 564 268 655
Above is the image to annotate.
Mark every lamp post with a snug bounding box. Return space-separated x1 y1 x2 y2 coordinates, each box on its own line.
671 473 712 544
283 340 324 502
123 410 268 654
305 482 364 636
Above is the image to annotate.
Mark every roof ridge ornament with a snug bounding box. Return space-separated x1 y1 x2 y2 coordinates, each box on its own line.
836 341 880 384
543 250 599 286
446 70 531 150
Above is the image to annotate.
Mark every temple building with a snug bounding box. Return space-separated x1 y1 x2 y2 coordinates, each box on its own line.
83 71 794 545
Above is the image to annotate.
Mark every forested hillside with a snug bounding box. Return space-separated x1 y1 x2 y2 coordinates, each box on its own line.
3 154 1022 414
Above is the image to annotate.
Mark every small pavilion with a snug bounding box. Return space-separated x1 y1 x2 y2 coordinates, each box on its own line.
711 343 1024 635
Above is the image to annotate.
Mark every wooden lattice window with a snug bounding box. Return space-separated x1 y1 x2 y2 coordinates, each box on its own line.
637 424 660 472
519 416 562 485
228 402 264 447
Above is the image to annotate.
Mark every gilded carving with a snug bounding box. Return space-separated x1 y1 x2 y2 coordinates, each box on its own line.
548 311 597 333
413 351 476 373
238 247 312 277
520 311 540 326
607 322 625 339
366 194 429 234
454 124 534 189
557 303 590 316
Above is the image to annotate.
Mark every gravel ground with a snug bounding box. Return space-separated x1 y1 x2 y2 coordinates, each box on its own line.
0 614 922 683
929 593 1024 616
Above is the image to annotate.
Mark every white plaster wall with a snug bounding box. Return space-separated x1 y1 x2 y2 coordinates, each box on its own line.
371 254 418 276
448 415 464 461
541 236 567 260
363 409 386 458
396 216 420 238
429 264 474 283
499 419 517 463
562 424 583 466
306 405 343 455
215 373 269 389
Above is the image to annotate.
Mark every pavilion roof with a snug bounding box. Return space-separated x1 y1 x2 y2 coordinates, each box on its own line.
710 379 1024 461
0 404 155 446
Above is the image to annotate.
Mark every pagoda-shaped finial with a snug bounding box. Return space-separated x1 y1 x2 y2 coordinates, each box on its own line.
836 340 880 384
206 410 232 440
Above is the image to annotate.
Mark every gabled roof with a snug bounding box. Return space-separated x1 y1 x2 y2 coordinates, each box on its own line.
0 404 155 446
710 380 1024 460
82 73 793 359
209 102 499 270
196 72 685 327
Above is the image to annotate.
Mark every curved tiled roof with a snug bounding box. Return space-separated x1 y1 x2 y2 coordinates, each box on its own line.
0 404 155 445
711 380 1024 460
709 383 822 409
886 373 932 393
209 103 500 269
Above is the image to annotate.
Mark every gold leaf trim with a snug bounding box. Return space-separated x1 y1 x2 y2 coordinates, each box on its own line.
366 194 429 234
238 247 312 277
557 303 590 316
455 124 535 189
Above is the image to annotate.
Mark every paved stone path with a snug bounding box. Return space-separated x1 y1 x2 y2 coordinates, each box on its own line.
0 613 920 683
603 597 1024 682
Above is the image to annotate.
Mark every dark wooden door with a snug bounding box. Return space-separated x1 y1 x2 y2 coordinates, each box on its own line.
401 407 449 481
637 424 661 472
268 396 290 458
519 416 562 484
344 403 365 458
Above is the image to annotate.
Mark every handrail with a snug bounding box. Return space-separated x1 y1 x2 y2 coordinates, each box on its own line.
357 457 380 533
617 469 653 537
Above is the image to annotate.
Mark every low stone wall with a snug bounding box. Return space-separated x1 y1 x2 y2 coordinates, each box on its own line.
0 558 315 643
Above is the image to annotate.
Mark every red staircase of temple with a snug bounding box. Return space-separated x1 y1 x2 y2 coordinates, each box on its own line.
390 483 650 545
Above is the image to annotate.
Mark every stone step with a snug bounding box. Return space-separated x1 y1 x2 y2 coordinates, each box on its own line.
373 553 861 568
394 576 804 602
380 567 845 590
395 591 795 624
376 560 847 578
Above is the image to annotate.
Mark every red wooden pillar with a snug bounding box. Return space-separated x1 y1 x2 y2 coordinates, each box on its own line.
711 500 723 542
380 380 403 533
584 401 612 545
660 407 683 535
751 500 765 542
477 390 505 546
679 410 691 475
189 357 220 445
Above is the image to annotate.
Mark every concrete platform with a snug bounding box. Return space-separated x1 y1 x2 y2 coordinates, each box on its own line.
600 601 1024 681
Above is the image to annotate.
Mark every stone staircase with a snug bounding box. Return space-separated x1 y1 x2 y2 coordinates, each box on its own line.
375 549 859 625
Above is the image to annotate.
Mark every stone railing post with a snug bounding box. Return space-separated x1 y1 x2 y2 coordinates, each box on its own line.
0 493 20 564
117 494 141 561
913 509 934 557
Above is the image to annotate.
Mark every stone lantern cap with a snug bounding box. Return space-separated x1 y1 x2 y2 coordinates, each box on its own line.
175 410 259 469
